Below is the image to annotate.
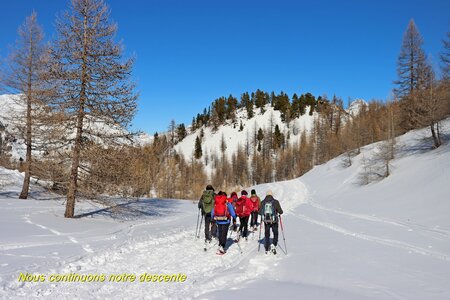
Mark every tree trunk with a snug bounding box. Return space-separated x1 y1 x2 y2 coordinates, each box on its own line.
65 13 88 218
19 111 32 199
19 31 35 199
430 123 441 149
437 122 442 146
19 94 32 199
65 112 84 218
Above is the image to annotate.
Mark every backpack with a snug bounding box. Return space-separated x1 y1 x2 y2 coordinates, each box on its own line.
263 200 276 223
202 190 214 214
236 196 252 217
214 195 229 221
250 195 260 212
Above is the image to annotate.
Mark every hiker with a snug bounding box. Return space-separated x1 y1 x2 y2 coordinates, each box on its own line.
249 189 261 231
228 191 238 232
198 184 217 243
211 191 236 254
259 190 283 254
235 190 253 241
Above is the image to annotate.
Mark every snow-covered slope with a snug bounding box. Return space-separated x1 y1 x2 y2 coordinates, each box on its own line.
174 99 366 172
0 94 146 161
175 105 316 163
1 117 449 299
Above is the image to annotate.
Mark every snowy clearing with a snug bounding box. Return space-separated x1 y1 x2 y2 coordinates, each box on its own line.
1 119 450 299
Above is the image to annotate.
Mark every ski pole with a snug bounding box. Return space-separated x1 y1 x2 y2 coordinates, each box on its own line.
197 213 204 239
279 215 287 254
258 219 263 252
234 230 243 254
195 208 200 238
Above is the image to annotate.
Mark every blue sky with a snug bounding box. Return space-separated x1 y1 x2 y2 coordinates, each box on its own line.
1 0 449 134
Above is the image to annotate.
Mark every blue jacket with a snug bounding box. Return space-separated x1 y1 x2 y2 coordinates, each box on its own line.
211 202 236 225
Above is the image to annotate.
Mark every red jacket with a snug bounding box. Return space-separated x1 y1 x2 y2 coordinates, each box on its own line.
235 196 253 217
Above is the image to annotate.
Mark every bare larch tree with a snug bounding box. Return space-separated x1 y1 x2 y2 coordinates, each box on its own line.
49 0 137 218
5 12 46 199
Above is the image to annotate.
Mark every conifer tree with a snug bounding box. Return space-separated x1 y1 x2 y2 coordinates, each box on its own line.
177 123 187 142
273 124 284 149
49 0 137 218
5 12 47 199
394 19 428 97
394 19 431 130
194 136 202 159
241 92 253 119
226 95 238 122
257 128 264 146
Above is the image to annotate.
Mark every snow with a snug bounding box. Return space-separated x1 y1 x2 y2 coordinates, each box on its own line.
347 98 367 116
0 94 27 160
1 105 450 299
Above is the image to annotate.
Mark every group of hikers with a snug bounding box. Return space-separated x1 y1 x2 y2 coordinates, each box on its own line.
197 185 284 255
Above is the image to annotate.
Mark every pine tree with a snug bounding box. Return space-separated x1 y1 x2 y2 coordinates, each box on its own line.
241 92 254 119
257 128 264 145
291 93 300 118
177 123 187 142
5 12 47 199
191 117 196 131
254 89 268 112
194 136 202 159
305 93 316 115
49 0 137 218
273 124 284 149
226 94 238 122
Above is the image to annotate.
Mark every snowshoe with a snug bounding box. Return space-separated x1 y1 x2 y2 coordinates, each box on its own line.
216 246 226 255
271 244 277 255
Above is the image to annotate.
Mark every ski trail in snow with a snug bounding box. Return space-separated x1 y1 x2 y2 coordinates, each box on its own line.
0 241 78 251
22 214 94 253
292 213 450 262
308 201 450 238
4 225 277 299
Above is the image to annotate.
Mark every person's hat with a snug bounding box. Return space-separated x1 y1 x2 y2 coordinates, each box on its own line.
251 189 256 195
241 190 248 196
206 185 214 191
266 190 273 196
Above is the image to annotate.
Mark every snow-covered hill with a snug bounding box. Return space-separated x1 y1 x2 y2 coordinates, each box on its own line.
175 105 315 161
1 117 449 299
0 94 148 161
174 99 366 172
